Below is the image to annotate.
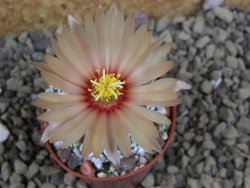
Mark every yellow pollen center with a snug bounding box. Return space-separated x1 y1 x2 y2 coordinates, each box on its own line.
89 69 125 103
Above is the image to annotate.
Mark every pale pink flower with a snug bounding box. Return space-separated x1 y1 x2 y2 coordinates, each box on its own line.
33 3 191 164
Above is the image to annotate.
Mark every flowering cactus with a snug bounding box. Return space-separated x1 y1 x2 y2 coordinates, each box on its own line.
33 3 190 164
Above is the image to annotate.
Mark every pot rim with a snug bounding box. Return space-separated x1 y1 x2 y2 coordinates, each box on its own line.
42 106 176 182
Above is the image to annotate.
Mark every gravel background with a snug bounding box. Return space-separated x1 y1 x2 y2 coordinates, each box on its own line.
0 5 250 188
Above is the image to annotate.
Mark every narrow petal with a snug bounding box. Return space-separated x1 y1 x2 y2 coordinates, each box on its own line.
32 62 54 73
32 98 77 109
38 103 87 122
174 80 192 91
131 89 179 102
110 114 131 157
82 112 108 158
41 122 60 143
119 35 162 76
84 13 100 70
41 72 83 94
57 27 92 78
45 55 86 87
50 37 83 76
129 61 175 85
62 110 97 147
37 92 84 103
134 98 182 107
91 112 108 157
49 108 92 143
125 102 171 125
116 109 161 153
129 78 177 93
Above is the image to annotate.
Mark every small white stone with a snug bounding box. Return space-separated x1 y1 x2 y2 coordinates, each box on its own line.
211 77 222 89
139 163 146 168
139 157 147 164
161 132 168 140
54 141 63 149
109 165 115 172
97 172 107 178
91 158 103 169
157 107 167 115
137 147 145 156
0 124 10 143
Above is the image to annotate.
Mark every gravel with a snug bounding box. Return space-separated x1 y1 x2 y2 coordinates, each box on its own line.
0 4 250 188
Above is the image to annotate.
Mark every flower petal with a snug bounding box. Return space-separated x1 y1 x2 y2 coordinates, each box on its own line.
131 89 179 102
41 122 60 143
125 102 171 125
129 61 175 86
116 109 161 153
37 92 84 103
134 98 182 107
129 78 177 93
84 13 100 70
32 98 77 109
38 103 87 122
110 114 131 157
31 62 54 73
62 110 97 147
41 71 83 94
49 108 92 143
57 27 92 78
82 112 108 158
45 55 86 87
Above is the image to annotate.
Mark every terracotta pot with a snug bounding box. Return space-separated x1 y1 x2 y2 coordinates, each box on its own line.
41 106 176 188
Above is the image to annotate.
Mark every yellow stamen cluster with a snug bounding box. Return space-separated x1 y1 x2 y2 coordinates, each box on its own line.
89 69 125 103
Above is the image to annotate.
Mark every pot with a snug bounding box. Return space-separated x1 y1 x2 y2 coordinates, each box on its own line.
41 106 176 188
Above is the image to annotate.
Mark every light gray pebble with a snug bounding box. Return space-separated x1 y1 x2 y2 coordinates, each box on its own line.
9 183 25 188
219 107 236 123
223 126 239 139
1 162 11 181
64 173 76 185
203 140 216 150
14 159 28 175
244 174 250 188
0 144 4 155
226 56 238 69
213 122 227 137
9 173 22 184
41 183 56 188
201 80 212 94
75 180 88 188
156 16 169 32
26 162 39 178
16 140 27 152
195 36 210 48
18 32 28 43
27 181 36 188
200 174 213 188
223 179 235 188
7 78 23 91
188 178 200 188
141 173 155 188
167 165 179 174
213 7 234 23
147 19 155 31
225 40 237 56
238 88 250 100
206 44 216 59
162 30 173 43
178 31 191 41
193 16 205 34
236 117 250 133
